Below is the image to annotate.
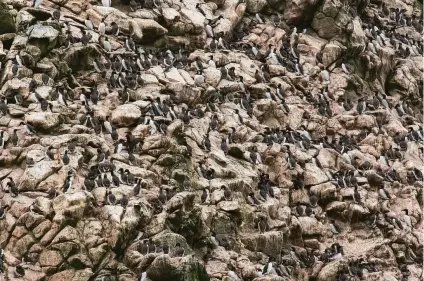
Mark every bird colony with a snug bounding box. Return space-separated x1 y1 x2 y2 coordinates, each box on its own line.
0 0 422 280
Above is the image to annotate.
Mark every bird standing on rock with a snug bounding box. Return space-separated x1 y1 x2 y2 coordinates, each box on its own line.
32 0 44 8
102 0 111 7
221 137 229 155
221 185 232 201
7 177 18 197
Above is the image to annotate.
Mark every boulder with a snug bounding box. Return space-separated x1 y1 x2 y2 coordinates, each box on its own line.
304 163 328 186
26 24 60 54
25 112 61 131
111 104 142 127
318 260 347 281
283 0 317 25
146 255 208 281
311 0 351 39
246 0 267 13
0 0 16 35
298 216 324 235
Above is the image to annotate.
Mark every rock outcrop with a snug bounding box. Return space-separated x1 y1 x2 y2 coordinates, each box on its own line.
0 0 422 280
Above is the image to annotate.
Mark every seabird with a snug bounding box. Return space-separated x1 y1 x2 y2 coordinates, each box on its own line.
0 131 5 149
46 146 55 160
10 129 19 146
15 265 25 277
247 192 259 205
7 177 18 197
63 171 73 193
256 13 265 24
110 22 119 36
102 37 112 52
102 0 111 7
208 55 216 68
262 257 274 275
221 185 232 201
120 194 128 207
0 203 6 220
98 18 106 35
353 186 361 203
52 8 61 21
378 186 391 200
84 15 94 30
221 137 228 155
32 0 44 8
125 36 136 51
104 116 113 134
106 190 116 205
11 60 20 78
403 209 412 229
295 202 304 216
330 219 341 234
258 216 267 233
0 98 7 116
195 3 206 16
205 22 214 38
356 97 366 114
286 147 296 169
62 150 70 165
81 31 90 45
273 13 280 27
194 70 205 86
140 272 147 281
201 188 208 204
20 122 37 136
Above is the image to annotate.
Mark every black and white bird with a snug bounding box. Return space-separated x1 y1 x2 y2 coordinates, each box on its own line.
194 70 205 86
403 209 412 229
63 171 73 193
15 264 25 277
32 0 44 8
262 257 274 275
107 190 116 205
295 58 304 76
125 36 136 52
62 150 70 165
255 13 265 24
201 188 209 204
52 8 61 21
84 15 94 30
20 122 37 136
98 18 106 35
356 98 366 114
341 60 350 74
7 177 18 197
330 219 341 234
102 0 111 7
0 202 6 220
378 186 391 200
110 22 120 36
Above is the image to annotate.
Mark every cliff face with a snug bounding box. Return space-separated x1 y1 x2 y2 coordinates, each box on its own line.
0 0 422 280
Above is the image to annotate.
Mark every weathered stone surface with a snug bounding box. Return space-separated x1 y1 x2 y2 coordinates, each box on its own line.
0 0 421 281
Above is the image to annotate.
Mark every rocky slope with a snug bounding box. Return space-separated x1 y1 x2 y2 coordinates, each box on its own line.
0 0 422 280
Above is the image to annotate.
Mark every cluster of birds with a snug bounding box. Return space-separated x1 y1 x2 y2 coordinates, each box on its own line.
0 0 422 280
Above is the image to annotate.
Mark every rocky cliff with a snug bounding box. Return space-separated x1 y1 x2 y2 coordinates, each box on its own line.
0 0 422 280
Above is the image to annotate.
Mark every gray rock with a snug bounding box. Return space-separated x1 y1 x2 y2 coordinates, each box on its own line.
111 104 142 127
0 0 16 35
26 24 60 54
